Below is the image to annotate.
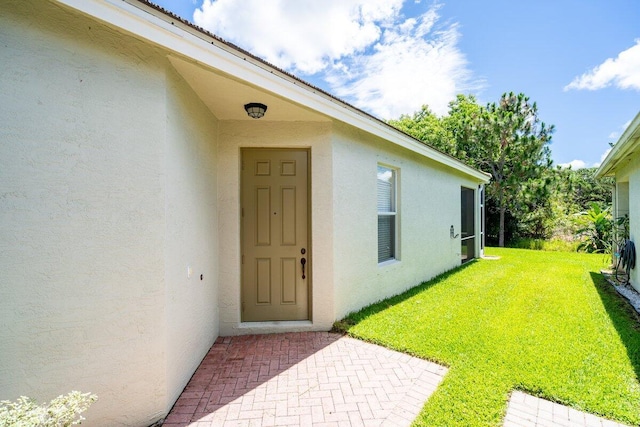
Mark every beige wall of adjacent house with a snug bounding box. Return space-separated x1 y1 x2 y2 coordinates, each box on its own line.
217 121 335 336
614 182 630 219
0 2 219 425
631 175 639 292
616 155 640 292
331 123 482 319
632 171 640 292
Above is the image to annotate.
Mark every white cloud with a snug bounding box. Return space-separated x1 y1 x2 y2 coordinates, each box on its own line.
560 146 615 169
558 160 588 169
596 147 612 167
326 8 478 118
194 0 404 74
193 0 478 119
564 39 640 91
608 119 634 141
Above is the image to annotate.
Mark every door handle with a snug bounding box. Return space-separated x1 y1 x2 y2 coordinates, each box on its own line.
300 257 306 279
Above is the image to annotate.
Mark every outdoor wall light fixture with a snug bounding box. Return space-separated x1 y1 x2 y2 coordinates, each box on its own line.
244 102 267 119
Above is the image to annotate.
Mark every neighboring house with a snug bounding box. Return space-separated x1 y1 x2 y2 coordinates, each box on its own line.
597 111 640 292
0 0 489 425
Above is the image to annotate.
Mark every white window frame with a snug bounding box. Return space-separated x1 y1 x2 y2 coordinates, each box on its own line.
377 164 399 264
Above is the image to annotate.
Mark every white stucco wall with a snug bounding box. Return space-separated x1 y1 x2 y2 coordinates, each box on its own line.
217 121 335 335
331 123 482 319
631 172 640 292
1 2 220 425
631 174 639 292
617 155 640 292
0 2 166 425
615 182 630 219
164 68 220 409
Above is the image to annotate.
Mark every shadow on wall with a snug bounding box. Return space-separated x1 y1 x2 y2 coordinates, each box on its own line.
334 260 477 333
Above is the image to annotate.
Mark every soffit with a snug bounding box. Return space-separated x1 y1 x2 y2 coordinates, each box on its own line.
168 56 328 122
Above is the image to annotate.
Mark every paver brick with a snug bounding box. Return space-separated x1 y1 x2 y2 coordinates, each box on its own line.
167 333 633 427
504 391 631 427
164 332 446 426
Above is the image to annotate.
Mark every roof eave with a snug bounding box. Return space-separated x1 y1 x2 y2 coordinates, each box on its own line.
596 111 640 179
53 0 490 183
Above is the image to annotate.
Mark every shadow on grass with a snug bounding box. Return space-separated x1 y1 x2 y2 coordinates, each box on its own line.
333 260 477 333
590 272 640 383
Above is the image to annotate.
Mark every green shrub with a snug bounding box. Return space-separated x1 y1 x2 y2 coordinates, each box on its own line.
508 238 578 252
575 203 612 253
0 391 97 427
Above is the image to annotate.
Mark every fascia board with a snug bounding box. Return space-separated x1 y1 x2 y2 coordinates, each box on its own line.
365 126 491 182
596 111 640 178
53 0 490 183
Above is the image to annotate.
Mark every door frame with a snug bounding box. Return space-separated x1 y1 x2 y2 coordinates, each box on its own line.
460 186 476 263
239 147 312 322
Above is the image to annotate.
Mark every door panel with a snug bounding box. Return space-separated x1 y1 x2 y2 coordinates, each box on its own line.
281 187 297 245
242 149 309 321
256 187 271 246
281 257 297 304
256 258 271 304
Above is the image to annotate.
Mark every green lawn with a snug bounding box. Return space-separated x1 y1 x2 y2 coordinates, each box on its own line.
336 248 640 426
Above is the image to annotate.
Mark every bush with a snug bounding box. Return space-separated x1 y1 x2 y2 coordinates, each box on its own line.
575 203 612 253
508 238 579 252
0 391 97 427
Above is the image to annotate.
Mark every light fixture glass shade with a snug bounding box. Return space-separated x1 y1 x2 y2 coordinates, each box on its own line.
244 103 267 119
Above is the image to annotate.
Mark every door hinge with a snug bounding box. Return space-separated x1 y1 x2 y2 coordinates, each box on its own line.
241 208 244 217
241 301 245 312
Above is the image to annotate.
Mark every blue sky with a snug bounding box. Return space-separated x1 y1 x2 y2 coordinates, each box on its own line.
153 0 639 168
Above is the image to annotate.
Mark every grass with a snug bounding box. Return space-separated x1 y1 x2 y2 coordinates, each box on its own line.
336 248 640 426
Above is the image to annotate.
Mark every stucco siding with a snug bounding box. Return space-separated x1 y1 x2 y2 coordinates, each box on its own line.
332 123 480 319
0 2 168 425
217 121 335 335
618 155 640 292
615 182 630 219
631 172 639 292
164 68 220 410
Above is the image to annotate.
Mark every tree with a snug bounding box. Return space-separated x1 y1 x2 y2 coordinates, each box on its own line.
543 166 614 242
387 105 456 155
566 167 613 211
442 94 483 163
461 92 554 246
388 92 555 247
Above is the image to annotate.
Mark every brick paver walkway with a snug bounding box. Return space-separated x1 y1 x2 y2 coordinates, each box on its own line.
162 332 447 426
162 332 631 427
504 391 631 427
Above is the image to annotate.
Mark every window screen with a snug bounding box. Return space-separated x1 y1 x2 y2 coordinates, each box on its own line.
377 165 396 263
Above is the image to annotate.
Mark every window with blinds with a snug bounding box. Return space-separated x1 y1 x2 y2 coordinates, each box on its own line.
377 165 397 263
